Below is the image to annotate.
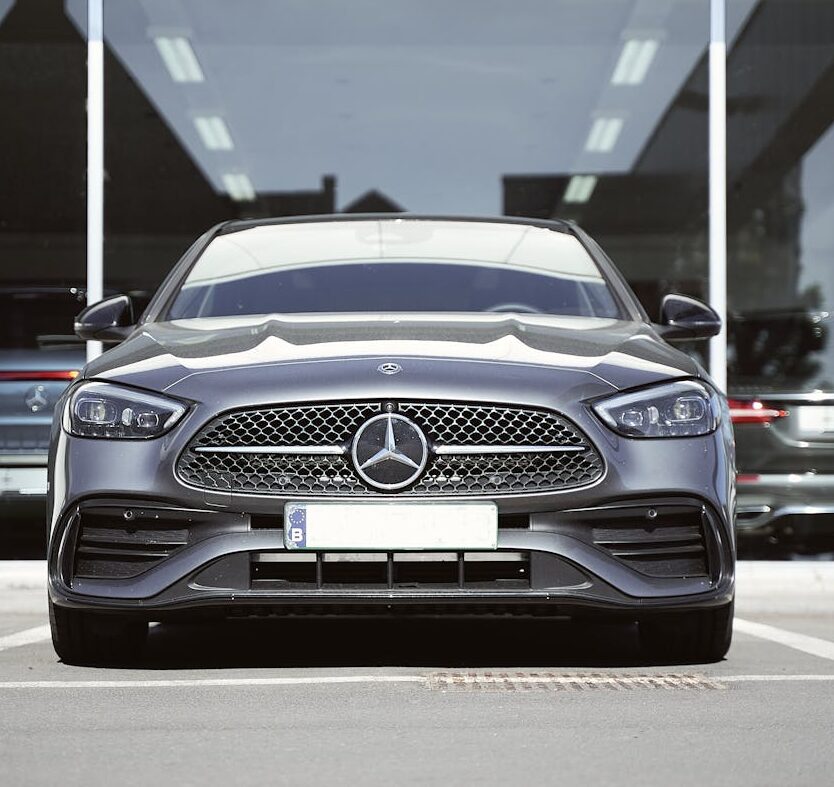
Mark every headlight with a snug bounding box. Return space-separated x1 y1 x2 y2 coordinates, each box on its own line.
592 380 721 438
64 381 187 439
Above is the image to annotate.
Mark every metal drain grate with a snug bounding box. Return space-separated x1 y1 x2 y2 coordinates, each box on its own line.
426 672 724 691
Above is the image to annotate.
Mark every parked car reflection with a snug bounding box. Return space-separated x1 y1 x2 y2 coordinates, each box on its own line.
0 287 86 517
728 309 834 555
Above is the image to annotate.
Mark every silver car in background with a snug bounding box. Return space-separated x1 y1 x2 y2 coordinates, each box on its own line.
729 309 834 555
0 288 83 527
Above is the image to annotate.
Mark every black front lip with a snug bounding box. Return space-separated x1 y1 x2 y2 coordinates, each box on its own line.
47 586 736 619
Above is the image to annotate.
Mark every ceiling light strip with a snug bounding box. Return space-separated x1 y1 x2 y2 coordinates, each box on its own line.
194 116 234 150
585 117 624 153
563 175 598 204
611 39 659 85
222 173 256 202
154 36 204 83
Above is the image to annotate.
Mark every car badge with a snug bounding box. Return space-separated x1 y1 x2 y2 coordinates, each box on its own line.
377 362 403 376
24 385 50 413
351 413 428 490
376 361 403 374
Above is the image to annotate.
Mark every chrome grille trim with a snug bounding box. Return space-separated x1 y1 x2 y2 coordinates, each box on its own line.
433 445 586 455
193 445 346 455
193 444 586 456
177 400 604 497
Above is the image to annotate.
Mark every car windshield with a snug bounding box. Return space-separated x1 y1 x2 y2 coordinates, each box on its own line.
0 290 85 349
167 221 624 320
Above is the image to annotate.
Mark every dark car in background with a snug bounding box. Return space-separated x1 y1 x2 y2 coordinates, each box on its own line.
47 215 734 666
729 309 834 555
0 288 84 529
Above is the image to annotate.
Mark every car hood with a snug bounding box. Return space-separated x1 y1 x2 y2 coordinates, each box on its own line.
82 313 702 397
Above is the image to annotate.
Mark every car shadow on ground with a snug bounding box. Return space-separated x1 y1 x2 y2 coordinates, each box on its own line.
132 616 701 670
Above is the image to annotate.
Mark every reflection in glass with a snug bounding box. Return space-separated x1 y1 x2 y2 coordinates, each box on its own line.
0 0 86 286
92 0 711 306
727 0 834 393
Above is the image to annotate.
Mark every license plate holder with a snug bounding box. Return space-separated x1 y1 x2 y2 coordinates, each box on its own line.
796 406 834 436
283 502 498 551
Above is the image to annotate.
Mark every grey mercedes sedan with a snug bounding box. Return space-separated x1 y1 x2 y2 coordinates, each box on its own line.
47 215 735 665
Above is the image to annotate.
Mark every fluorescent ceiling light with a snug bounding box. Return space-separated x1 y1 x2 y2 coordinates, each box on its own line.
194 116 234 151
222 173 256 202
611 39 659 85
154 36 204 83
584 117 624 153
563 175 597 204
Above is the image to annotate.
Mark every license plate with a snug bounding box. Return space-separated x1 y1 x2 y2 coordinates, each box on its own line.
796 406 834 435
0 467 47 495
283 502 498 550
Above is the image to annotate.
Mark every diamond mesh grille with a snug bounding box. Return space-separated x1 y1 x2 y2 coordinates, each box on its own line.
398 402 586 447
190 402 379 448
177 401 603 497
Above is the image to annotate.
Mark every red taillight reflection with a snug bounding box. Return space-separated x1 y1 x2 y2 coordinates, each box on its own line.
736 473 761 483
727 399 788 425
0 371 79 382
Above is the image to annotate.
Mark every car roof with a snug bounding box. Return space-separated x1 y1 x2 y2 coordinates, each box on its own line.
216 213 575 236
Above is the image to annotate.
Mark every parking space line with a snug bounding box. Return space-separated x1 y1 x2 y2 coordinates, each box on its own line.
721 675 834 682
0 625 51 653
0 675 426 689
735 618 834 662
0 673 833 690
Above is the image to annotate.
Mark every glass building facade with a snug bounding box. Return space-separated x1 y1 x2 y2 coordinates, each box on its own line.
1 0 833 394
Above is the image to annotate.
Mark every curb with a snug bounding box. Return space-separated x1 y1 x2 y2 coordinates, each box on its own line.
0 562 46 591
736 561 834 596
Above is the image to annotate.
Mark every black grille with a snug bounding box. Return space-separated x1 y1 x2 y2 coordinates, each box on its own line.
251 551 530 590
192 402 378 447
399 402 585 446
590 505 709 578
177 400 603 497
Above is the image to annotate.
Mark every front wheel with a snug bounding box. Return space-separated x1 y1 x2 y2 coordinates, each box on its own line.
639 601 733 664
49 599 148 666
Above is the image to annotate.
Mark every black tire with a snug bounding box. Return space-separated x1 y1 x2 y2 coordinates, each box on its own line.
639 601 734 664
49 599 149 666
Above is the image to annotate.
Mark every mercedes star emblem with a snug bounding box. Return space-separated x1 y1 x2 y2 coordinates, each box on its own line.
351 413 428 490
24 385 50 413
377 362 402 375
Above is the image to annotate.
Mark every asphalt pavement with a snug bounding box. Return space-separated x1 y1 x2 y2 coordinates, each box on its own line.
1 560 833 787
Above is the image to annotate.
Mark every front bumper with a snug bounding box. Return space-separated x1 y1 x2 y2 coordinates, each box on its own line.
48 373 736 618
49 493 735 619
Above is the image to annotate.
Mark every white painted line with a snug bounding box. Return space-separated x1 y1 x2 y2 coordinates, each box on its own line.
0 625 51 653
0 675 426 689
721 674 834 682
735 617 834 662
0 673 833 690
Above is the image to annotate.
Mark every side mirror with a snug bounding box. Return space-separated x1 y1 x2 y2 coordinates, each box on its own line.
74 295 136 342
657 294 721 341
